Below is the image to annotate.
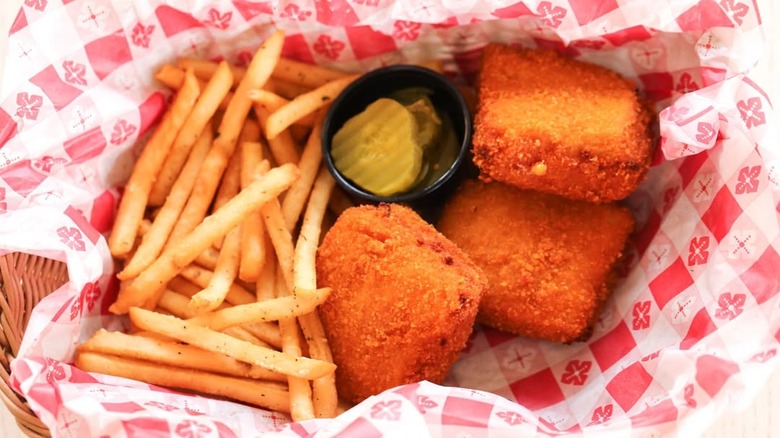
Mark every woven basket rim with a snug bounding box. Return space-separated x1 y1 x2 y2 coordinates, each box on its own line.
0 252 69 438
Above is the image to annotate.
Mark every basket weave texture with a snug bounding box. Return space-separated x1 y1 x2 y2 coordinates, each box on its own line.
0 253 69 437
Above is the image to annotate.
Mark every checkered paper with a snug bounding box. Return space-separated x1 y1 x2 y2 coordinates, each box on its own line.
0 0 778 436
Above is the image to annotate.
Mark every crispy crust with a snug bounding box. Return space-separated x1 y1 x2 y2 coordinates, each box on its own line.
437 180 634 343
316 204 487 403
473 44 653 203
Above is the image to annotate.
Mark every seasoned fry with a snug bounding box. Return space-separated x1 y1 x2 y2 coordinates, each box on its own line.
265 75 359 140
214 147 243 213
119 126 213 280
270 79 312 100
109 164 299 314
155 64 186 89
148 62 233 207
194 246 220 270
129 307 336 380
275 267 314 421
249 89 315 127
178 58 246 87
281 114 325 231
239 140 266 282
178 265 256 306
186 287 331 331
254 103 301 165
165 31 286 243
189 224 242 313
241 321 283 350
157 289 268 346
294 167 337 417
257 234 277 301
273 58 348 88
79 329 285 382
261 198 296 291
108 69 201 257
76 352 291 412
179 56 347 89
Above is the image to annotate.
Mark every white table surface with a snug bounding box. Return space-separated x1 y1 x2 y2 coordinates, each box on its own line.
1 1 779 437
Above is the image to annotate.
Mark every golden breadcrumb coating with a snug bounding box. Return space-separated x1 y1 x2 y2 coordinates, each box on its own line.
473 44 653 203
438 180 634 343
317 204 486 404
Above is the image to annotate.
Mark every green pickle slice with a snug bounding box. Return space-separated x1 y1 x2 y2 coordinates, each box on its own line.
331 98 423 196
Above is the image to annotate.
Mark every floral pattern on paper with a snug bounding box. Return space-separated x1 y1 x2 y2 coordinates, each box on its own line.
536 2 567 28
57 226 86 251
110 119 137 145
561 360 591 385
15 92 43 120
370 400 402 421
204 8 232 29
737 97 766 128
735 166 760 194
313 34 346 60
174 420 212 438
715 293 746 320
63 61 87 86
131 23 155 48
688 236 710 266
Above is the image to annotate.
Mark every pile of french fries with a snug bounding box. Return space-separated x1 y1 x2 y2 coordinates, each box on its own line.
75 30 359 421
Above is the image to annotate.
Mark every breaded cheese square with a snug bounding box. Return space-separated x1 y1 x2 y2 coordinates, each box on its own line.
438 180 634 343
473 44 653 203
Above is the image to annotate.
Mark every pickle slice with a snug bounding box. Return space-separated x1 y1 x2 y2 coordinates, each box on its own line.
331 98 423 197
405 97 442 150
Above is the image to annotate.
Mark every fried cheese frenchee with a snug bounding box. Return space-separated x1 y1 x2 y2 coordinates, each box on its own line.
317 204 486 403
473 44 653 203
438 180 634 343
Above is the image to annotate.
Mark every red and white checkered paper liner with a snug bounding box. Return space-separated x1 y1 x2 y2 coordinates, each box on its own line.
1 0 778 436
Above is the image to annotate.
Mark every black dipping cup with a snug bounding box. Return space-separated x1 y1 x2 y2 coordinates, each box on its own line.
322 65 472 223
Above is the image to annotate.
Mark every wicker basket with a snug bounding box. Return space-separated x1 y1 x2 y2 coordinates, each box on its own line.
0 253 69 437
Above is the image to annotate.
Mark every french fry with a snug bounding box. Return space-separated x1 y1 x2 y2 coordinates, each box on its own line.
109 164 299 314
160 283 283 349
76 352 291 412
248 89 315 127
128 307 335 380
261 198 296 291
238 140 266 282
241 321 283 350
294 167 338 417
118 126 213 280
281 113 325 231
179 56 347 89
165 31 286 242
79 329 285 382
270 79 312 100
257 234 277 301
264 74 359 140
253 103 300 165
108 69 201 257
155 64 234 109
275 267 314 421
148 62 233 207
194 246 220 270
178 57 246 87
186 287 331 331
273 58 348 88
157 289 271 348
208 149 242 249
178 265 256 306
155 64 186 89
189 224 242 313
